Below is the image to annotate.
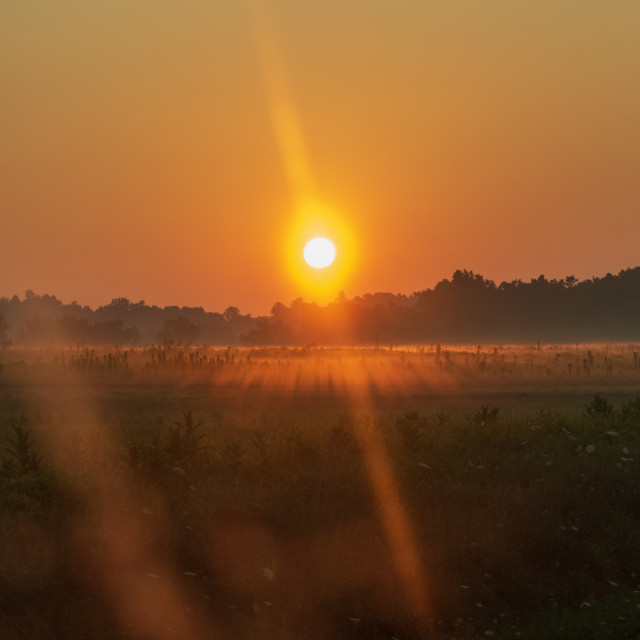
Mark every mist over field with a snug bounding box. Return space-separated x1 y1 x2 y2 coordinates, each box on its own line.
1 339 640 639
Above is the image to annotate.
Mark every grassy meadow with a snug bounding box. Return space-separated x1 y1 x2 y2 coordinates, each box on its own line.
1 343 640 639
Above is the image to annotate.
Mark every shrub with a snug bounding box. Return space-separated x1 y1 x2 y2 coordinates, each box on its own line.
2 424 42 476
584 393 615 418
164 411 207 465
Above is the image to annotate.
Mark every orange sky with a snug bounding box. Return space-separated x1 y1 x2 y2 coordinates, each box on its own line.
2 1 639 315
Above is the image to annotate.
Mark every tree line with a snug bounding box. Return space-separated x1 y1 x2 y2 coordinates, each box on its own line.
242 267 640 346
0 292 255 346
2 267 640 347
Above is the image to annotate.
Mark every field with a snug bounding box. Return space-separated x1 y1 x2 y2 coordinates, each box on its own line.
1 344 640 639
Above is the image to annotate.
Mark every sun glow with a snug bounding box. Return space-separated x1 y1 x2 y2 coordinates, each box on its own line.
304 237 336 269
284 201 358 300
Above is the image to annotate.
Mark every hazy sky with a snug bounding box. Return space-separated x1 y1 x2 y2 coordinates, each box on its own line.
2 1 639 315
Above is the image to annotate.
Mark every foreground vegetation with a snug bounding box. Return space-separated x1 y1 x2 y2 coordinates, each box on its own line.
1 345 639 639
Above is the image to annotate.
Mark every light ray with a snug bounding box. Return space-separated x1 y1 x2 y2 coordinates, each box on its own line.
244 0 357 299
244 0 314 204
336 359 434 631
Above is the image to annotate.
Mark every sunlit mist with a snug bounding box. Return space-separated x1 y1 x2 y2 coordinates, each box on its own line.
4 343 640 635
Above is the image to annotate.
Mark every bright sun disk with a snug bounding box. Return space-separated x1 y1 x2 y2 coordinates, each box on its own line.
304 237 336 269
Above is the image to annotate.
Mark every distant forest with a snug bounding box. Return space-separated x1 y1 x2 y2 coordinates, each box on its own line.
2 267 640 347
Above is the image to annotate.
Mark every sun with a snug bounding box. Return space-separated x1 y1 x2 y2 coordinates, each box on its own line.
303 237 336 269
283 204 356 299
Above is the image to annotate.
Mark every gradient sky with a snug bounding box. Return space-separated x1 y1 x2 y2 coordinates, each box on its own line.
2 1 639 315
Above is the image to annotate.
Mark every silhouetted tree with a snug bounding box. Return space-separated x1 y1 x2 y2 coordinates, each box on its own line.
223 306 240 323
157 317 200 346
0 313 9 345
